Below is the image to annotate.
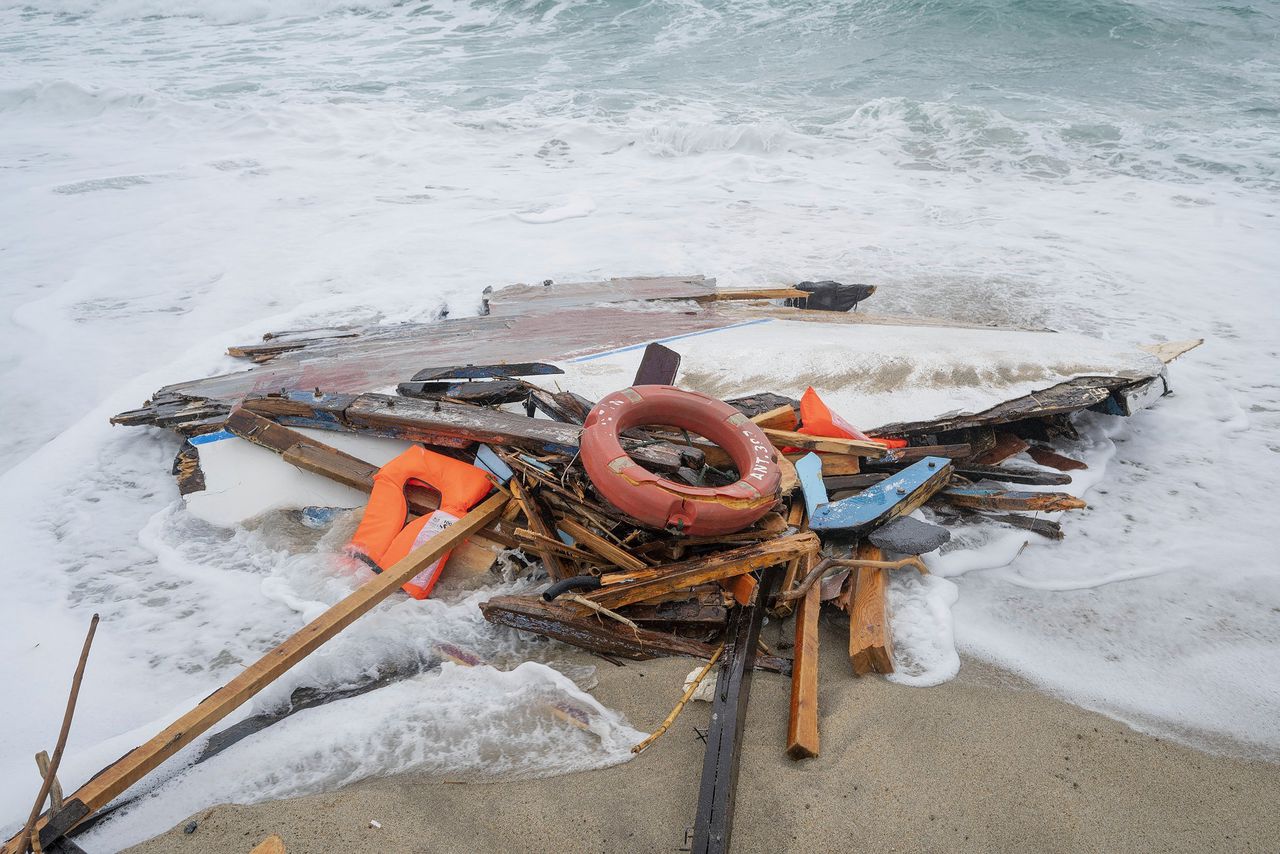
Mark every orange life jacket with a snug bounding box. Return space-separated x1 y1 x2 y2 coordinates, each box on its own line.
797 387 907 449
349 445 494 599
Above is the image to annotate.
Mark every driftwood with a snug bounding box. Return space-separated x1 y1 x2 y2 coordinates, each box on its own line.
631 645 724 756
7 495 509 853
11 615 98 854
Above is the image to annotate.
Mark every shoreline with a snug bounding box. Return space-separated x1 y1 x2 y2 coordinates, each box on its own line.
122 616 1280 853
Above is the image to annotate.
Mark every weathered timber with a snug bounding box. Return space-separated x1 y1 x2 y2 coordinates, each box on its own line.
972 432 1030 465
939 487 1087 512
555 517 650 572
786 577 820 760
691 567 782 854
408 363 564 382
808 456 954 537
483 275 716 316
788 452 860 476
510 480 571 581
849 542 894 676
1092 372 1168 417
10 493 509 852
10 615 98 854
750 404 799 431
241 390 688 472
396 378 527 404
583 533 819 612
1140 338 1203 364
481 595 719 661
633 342 682 385
824 473 891 492
950 464 1072 486
762 428 894 458
619 602 730 627
1026 446 1088 472
870 376 1138 436
964 510 1065 540
897 443 972 461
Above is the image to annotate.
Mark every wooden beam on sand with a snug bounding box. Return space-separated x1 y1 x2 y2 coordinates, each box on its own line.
849 542 894 676
786 578 820 760
762 428 894 458
691 568 782 854
7 492 509 854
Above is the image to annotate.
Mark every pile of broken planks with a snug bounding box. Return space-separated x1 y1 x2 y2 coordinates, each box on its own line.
9 275 1201 854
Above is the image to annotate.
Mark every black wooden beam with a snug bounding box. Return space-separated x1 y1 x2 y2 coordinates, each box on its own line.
691 567 783 854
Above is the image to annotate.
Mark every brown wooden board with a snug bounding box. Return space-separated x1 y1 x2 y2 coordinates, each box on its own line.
583 533 819 612
849 542 894 675
786 578 820 759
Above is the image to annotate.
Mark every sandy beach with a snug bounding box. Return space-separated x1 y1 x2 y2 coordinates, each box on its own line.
126 615 1280 854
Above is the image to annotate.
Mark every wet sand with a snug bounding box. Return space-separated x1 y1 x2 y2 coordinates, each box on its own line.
127 615 1280 854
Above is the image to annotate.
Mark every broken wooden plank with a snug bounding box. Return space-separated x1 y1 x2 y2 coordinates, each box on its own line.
963 510 1065 540
408 363 563 382
1026 446 1088 471
788 452 860 476
762 428 893 458
870 376 1135 436
555 517 649 572
691 568 781 854
808 457 954 537
12 493 510 853
242 390 689 472
1140 338 1203 364
849 542 894 676
480 595 720 661
510 479 571 581
1092 372 1168 417
619 602 730 627
750 404 799 431
583 533 819 612
786 577 820 760
972 432 1029 465
633 342 682 385
939 487 1086 512
950 464 1072 486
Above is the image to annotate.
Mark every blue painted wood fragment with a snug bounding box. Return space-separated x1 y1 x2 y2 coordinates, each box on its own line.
794 453 827 520
474 444 515 484
809 456 953 535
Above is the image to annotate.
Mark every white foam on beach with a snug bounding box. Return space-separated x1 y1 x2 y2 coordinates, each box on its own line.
76 660 642 850
1 0 1278 847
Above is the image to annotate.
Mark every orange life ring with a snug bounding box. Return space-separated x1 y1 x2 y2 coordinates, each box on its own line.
349 445 493 599
580 385 781 536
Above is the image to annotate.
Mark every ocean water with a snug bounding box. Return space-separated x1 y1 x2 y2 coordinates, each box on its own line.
1 0 1278 848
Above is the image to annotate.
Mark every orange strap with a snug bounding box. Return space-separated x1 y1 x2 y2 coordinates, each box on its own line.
349 445 493 599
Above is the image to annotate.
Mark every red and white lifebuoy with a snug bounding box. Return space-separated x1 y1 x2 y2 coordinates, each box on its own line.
580 385 781 536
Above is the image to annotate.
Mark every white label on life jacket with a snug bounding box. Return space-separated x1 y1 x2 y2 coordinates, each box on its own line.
407 509 460 590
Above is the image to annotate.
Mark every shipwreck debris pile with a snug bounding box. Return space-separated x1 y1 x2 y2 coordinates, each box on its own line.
7 276 1199 854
